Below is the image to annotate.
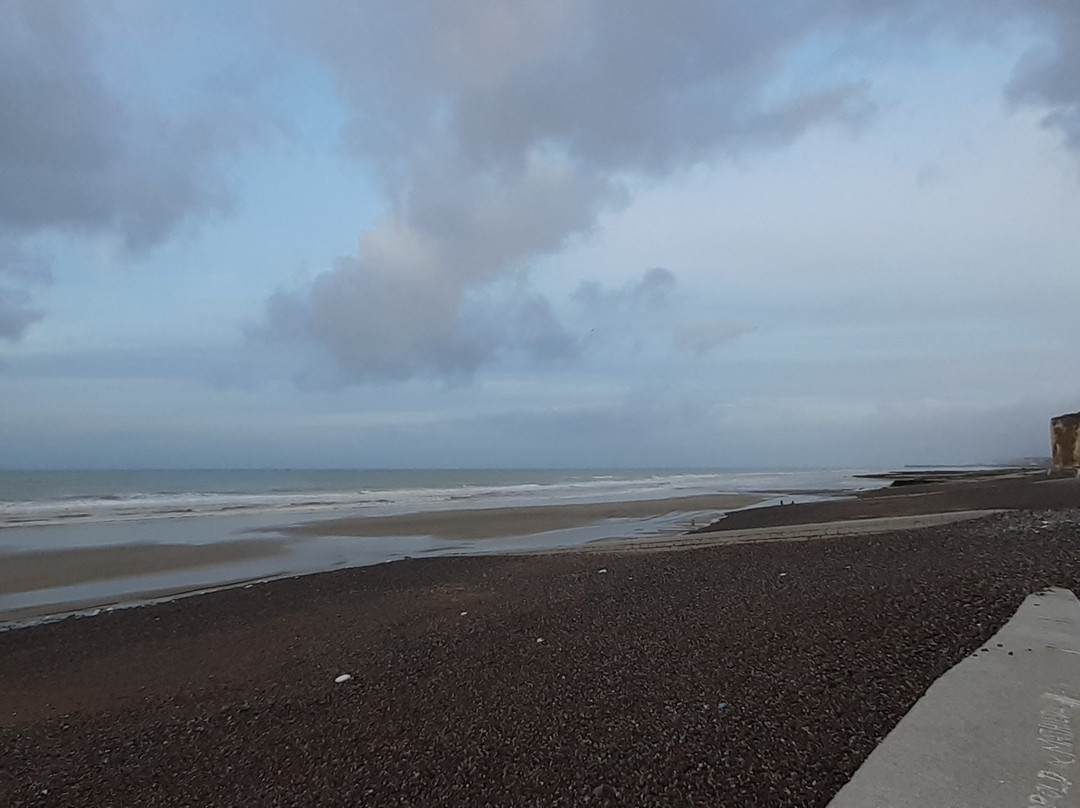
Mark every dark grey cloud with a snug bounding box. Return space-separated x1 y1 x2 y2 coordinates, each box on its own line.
505 291 581 364
444 5 877 174
267 262 582 384
574 267 676 312
0 243 50 342
267 256 487 383
0 0 266 340
675 320 755 356
0 1 256 250
1006 2 1080 152
569 267 689 357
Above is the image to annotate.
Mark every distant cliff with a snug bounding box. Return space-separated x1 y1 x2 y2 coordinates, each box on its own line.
1051 412 1080 469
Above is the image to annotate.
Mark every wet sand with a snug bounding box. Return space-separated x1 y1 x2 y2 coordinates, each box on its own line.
0 539 287 595
283 493 764 540
0 493 763 625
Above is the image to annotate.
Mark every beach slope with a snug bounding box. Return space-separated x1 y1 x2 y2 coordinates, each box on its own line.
2 501 1080 806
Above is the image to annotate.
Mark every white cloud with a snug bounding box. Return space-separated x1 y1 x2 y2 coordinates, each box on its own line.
266 0 916 382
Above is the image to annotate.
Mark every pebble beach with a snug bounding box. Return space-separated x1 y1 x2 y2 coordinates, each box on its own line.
2 477 1079 805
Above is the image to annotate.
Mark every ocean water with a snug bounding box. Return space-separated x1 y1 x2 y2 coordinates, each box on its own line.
0 468 874 529
0 468 881 626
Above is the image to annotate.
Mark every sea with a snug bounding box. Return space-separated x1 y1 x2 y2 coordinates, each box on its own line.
0 467 874 529
0 468 879 626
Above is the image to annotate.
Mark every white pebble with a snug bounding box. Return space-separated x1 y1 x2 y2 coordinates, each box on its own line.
598 568 608 574
536 637 544 644
334 674 352 684
460 611 468 616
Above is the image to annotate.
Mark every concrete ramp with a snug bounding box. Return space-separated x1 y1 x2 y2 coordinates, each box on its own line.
828 587 1080 808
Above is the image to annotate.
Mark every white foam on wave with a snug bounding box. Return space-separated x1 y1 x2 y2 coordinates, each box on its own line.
0 490 382 528
0 469 873 529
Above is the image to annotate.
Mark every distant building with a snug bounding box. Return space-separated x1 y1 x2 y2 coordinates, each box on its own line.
1050 412 1080 469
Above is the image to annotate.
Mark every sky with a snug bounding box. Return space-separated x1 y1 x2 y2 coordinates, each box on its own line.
1 0 1079 470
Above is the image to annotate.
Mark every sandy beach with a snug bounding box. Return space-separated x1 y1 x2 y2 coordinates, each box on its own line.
283 492 764 540
0 492 763 624
1 472 1078 805
9 474 1063 611
0 539 289 596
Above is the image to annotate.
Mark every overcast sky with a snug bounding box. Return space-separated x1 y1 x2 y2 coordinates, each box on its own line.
1 0 1079 469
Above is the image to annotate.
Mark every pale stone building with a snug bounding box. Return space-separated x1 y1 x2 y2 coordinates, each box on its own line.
1050 412 1080 469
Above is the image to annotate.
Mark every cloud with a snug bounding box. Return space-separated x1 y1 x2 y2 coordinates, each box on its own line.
266 261 582 384
574 267 676 312
0 1 273 342
265 139 616 381
0 242 50 342
566 267 689 357
505 291 581 364
267 0 917 383
1006 2 1080 153
0 1 255 251
675 320 755 356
